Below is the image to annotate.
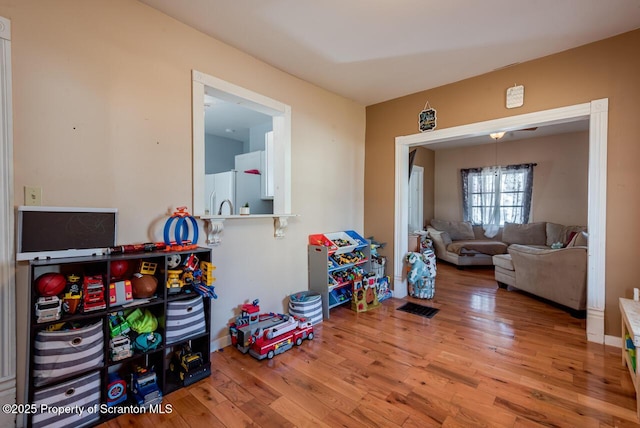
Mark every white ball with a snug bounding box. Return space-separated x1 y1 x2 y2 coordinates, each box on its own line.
167 254 181 269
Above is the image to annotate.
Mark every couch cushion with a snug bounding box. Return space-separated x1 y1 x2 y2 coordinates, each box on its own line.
431 220 475 240
567 231 588 247
502 222 546 246
546 222 587 247
492 254 514 271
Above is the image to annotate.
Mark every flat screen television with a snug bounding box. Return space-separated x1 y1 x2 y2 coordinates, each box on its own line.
16 206 118 261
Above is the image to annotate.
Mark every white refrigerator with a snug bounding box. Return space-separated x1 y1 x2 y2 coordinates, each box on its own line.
204 171 236 215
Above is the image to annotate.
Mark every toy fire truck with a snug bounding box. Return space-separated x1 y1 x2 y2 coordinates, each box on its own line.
229 299 314 360
82 275 106 312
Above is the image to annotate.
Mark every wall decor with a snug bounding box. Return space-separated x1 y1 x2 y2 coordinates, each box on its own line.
418 102 437 132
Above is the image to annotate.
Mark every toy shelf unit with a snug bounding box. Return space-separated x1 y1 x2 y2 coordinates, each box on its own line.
25 247 213 428
308 230 371 319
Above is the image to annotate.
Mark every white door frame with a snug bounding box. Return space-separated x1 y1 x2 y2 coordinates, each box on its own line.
394 99 608 343
0 15 15 428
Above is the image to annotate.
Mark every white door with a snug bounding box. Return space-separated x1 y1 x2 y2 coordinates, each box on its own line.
408 165 424 233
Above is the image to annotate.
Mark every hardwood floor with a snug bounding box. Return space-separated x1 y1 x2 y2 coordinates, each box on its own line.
101 263 639 427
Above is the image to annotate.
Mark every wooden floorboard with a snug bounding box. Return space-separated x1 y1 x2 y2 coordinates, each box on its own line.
101 263 639 427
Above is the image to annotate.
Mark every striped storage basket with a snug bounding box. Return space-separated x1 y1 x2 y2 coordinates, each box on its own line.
166 295 206 344
289 291 323 325
33 321 104 387
32 371 101 428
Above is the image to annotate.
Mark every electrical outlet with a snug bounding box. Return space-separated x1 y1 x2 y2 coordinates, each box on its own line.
24 186 42 206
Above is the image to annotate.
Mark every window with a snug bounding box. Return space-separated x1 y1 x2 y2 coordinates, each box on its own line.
461 163 535 236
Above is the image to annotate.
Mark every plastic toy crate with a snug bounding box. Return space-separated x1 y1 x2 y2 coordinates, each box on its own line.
345 230 368 248
324 232 359 254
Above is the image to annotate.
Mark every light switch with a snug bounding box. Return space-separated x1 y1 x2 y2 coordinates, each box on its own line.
24 186 42 206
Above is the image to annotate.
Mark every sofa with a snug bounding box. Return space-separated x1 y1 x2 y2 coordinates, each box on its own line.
427 219 588 312
427 220 508 267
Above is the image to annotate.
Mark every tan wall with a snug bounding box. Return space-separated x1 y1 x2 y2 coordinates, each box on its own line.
433 131 588 226
2 0 365 407
365 29 640 337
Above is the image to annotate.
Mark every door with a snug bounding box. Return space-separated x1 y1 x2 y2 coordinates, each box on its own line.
408 165 424 233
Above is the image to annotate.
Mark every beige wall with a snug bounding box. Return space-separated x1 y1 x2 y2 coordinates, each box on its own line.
2 0 365 407
433 131 588 226
365 29 640 337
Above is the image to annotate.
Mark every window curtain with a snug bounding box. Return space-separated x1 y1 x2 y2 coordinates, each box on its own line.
461 163 535 238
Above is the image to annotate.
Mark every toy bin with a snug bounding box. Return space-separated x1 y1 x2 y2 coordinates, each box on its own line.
33 321 104 387
324 231 359 254
32 371 101 428
166 295 206 344
345 230 368 248
289 291 323 325
308 234 337 252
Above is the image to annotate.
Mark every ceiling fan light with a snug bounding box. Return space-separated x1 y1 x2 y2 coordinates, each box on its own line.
489 131 506 140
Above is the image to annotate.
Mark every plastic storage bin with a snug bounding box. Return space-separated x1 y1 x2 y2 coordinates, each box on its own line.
289 291 323 325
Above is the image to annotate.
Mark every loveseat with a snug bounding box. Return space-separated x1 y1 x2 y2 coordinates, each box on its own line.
427 220 588 312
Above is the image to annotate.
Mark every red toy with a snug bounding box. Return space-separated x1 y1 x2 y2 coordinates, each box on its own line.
229 299 314 360
110 260 131 280
82 275 107 312
36 272 67 297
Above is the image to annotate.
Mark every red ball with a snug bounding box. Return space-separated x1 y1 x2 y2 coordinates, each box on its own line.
110 260 130 280
36 272 66 297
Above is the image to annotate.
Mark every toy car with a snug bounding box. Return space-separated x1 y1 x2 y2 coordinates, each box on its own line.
109 335 133 361
169 344 211 386
109 313 131 338
166 270 184 294
35 296 62 323
130 366 162 409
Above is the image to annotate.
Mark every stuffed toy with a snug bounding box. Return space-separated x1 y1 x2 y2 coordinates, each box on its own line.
405 251 437 299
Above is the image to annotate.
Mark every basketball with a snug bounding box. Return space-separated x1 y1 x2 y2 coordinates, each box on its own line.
131 274 158 298
36 272 67 297
110 260 130 280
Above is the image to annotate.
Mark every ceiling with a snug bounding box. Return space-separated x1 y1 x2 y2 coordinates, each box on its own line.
139 0 640 106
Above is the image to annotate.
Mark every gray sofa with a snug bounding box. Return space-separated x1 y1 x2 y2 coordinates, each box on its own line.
428 220 588 312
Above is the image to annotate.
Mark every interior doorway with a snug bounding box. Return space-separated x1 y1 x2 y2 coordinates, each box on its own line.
408 165 424 233
394 99 609 344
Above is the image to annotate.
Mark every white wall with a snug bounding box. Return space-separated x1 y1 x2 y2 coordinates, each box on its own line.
3 0 365 408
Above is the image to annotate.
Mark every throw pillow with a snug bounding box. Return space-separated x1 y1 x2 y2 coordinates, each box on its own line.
567 231 588 247
502 222 546 245
430 220 475 241
545 222 565 247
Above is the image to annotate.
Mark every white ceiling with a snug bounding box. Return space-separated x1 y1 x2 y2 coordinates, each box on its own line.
139 0 640 106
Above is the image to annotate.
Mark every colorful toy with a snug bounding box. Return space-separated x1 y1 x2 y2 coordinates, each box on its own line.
163 206 199 248
405 251 437 299
352 273 380 312
36 272 66 297
249 316 314 360
82 275 107 312
168 344 211 386
228 299 314 360
107 373 127 407
35 296 62 323
130 366 162 409
109 335 133 361
109 280 133 306
109 312 131 338
62 274 83 314
166 270 184 294
132 332 162 353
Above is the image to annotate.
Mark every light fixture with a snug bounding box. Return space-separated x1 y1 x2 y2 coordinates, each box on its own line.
489 131 505 140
